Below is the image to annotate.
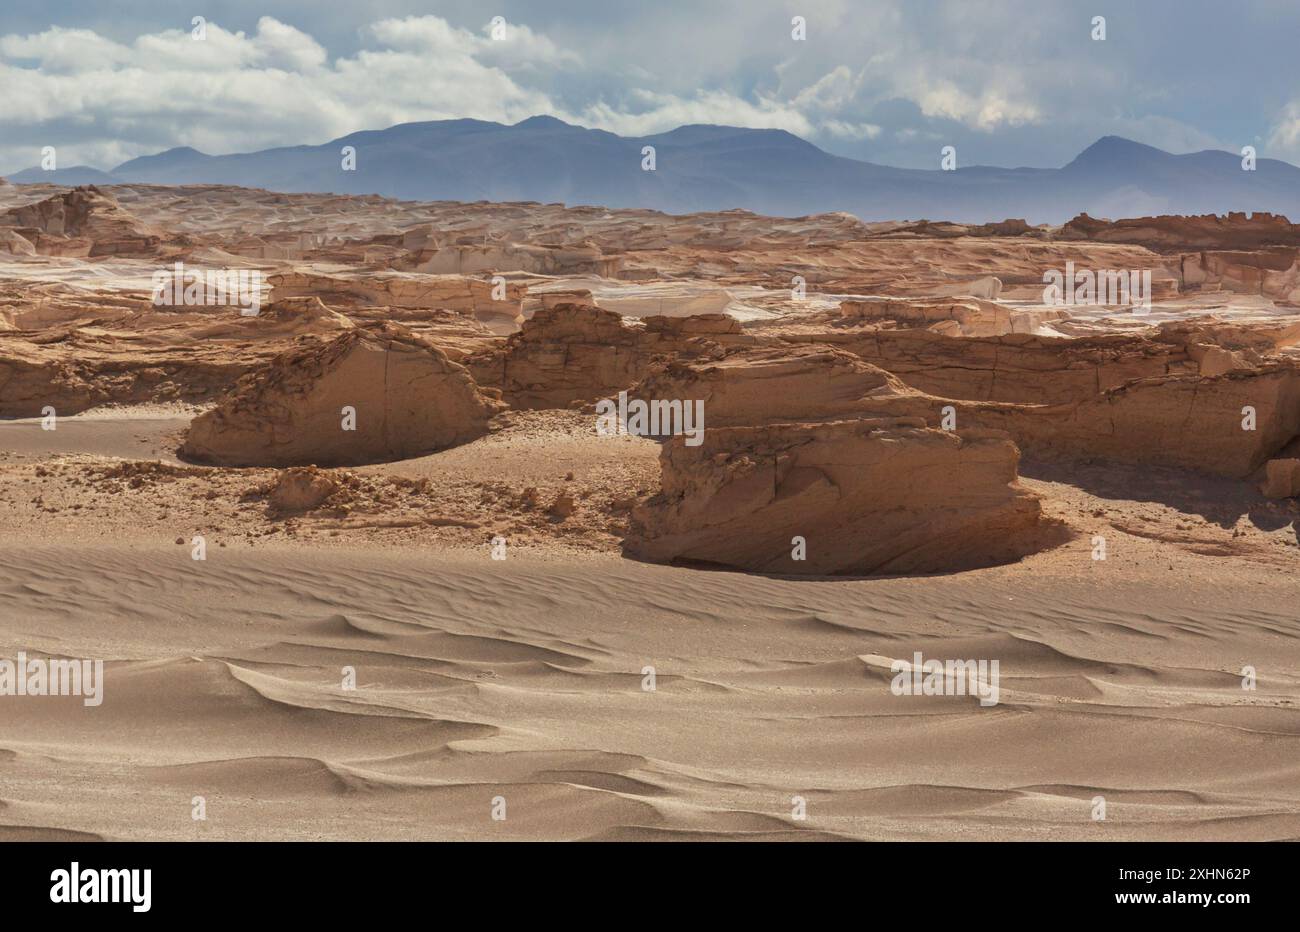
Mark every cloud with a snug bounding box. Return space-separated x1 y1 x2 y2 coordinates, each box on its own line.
0 17 568 172
0 13 893 172
1266 101 1300 161
580 89 814 137
0 3 1290 175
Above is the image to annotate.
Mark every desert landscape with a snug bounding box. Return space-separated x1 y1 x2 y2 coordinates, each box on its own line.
0 176 1298 841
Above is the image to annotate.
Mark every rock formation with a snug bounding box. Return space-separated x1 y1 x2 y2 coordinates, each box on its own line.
631 345 928 426
267 270 525 331
400 239 621 277
181 322 502 467
961 363 1300 478
472 305 747 408
778 327 1192 405
0 186 161 257
1061 212 1300 252
839 295 1068 337
628 419 1055 575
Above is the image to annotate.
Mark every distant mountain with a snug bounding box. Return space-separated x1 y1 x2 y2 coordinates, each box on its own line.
8 165 122 186
9 119 1300 224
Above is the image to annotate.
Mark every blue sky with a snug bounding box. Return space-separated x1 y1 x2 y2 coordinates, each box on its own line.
2 0 1297 176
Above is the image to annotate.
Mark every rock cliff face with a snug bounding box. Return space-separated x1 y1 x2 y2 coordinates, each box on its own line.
627 419 1056 575
632 342 1300 480
182 322 502 467
961 363 1300 478
1179 248 1300 303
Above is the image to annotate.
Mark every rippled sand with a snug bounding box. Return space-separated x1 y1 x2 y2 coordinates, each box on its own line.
2 541 1297 841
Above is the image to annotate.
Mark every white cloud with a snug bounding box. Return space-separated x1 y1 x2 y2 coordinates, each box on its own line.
0 5 1277 175
0 14 892 172
1266 101 1300 160
823 121 882 140
581 89 814 137
0 17 569 172
0 27 131 72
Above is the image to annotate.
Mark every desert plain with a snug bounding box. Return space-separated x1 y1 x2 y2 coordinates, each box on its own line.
1 179 1298 840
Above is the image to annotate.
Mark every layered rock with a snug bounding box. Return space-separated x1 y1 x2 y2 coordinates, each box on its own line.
962 363 1300 478
1178 248 1300 303
839 296 1068 337
639 313 756 351
0 186 161 257
785 328 1193 404
1061 212 1300 252
267 270 525 331
473 304 745 408
401 240 621 277
633 343 1300 481
181 322 502 467
632 345 928 426
627 419 1054 575
583 281 734 318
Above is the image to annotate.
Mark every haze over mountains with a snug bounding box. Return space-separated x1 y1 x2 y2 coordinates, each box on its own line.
10 116 1300 224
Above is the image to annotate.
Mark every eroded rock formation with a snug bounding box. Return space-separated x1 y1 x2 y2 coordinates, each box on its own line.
472 305 748 408
181 322 502 467
267 270 525 331
0 186 161 257
628 419 1056 575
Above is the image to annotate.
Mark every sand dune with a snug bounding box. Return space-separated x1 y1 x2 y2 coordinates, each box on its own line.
1 542 1297 841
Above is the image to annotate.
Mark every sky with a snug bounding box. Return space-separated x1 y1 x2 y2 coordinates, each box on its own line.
2 0 1298 176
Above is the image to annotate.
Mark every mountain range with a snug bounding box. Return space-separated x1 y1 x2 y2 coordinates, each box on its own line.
10 116 1300 224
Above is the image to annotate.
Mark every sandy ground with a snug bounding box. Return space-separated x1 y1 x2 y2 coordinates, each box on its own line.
1 412 1298 841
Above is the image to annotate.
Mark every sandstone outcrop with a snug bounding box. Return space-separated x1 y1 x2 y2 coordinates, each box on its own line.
473 305 747 408
0 229 36 256
478 304 644 408
181 322 502 467
1178 248 1300 303
267 270 525 331
0 186 161 257
839 295 1068 337
631 345 928 426
961 363 1300 478
1061 212 1300 252
633 343 1300 480
627 419 1054 575
779 328 1193 405
401 240 621 277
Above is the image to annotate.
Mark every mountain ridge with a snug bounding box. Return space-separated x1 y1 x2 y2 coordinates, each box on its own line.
7 117 1299 224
